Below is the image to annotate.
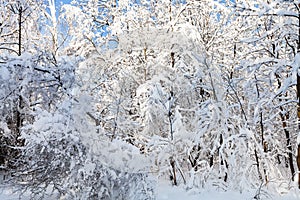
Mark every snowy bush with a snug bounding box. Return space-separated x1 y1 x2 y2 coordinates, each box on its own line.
11 97 154 199
66 163 155 200
0 52 74 169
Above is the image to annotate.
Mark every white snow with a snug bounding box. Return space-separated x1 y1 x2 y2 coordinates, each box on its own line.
0 67 10 80
1 181 299 200
0 185 58 200
156 182 300 200
0 188 21 200
294 53 300 69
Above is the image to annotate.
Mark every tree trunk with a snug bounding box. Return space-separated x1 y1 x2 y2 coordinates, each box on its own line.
18 6 22 56
297 73 300 188
254 74 268 182
296 4 300 189
170 157 177 185
297 144 300 189
296 7 300 188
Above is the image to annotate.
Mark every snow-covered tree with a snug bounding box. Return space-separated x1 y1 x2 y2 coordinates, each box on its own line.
3 0 300 198
0 0 43 56
0 52 75 169
206 0 300 190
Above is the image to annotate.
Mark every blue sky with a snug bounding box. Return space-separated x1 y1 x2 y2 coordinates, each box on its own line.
60 0 72 4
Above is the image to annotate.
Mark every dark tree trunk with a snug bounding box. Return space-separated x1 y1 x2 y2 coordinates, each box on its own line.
296 6 300 189
18 6 22 56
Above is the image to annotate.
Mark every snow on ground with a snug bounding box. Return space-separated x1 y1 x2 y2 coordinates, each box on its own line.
156 181 300 200
157 188 299 200
0 184 57 200
0 185 26 200
1 182 300 200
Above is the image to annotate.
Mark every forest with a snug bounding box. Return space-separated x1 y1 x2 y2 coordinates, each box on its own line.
1 0 300 199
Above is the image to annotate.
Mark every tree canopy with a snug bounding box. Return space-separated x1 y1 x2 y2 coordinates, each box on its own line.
1 0 300 199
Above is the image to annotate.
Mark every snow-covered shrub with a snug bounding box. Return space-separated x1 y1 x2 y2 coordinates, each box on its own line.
0 52 75 169
12 96 154 200
66 162 154 200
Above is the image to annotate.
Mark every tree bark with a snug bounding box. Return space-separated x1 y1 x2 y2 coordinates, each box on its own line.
297 73 300 188
18 6 22 56
296 5 300 188
297 144 300 189
276 74 296 181
170 157 177 185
